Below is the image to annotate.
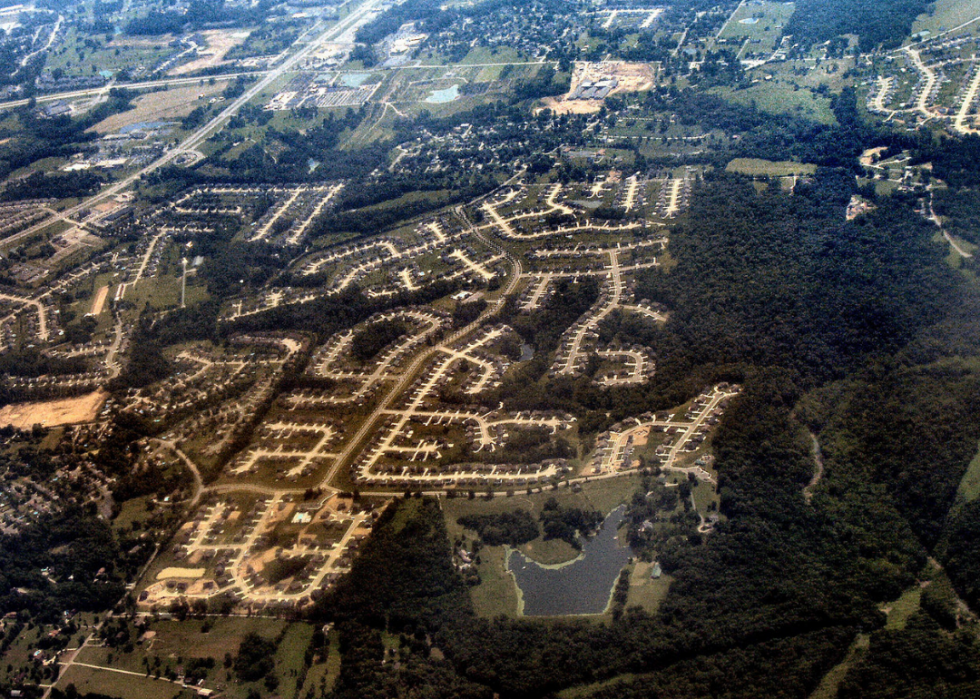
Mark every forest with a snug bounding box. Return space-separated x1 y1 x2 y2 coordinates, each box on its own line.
785 0 930 50
291 155 980 699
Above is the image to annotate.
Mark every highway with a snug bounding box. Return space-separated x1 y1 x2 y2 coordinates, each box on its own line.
0 0 382 249
0 73 251 111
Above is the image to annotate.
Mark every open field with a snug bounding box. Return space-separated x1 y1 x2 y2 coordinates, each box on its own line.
957 439 980 501
626 562 671 612
809 634 869 699
149 617 288 659
714 80 835 123
471 545 520 617
911 0 980 38
883 586 923 630
719 0 795 48
726 157 817 176
171 29 251 75
91 83 228 134
57 665 188 699
0 390 108 429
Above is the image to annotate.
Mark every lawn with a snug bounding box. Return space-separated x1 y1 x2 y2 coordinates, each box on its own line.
626 561 672 613
470 545 520 617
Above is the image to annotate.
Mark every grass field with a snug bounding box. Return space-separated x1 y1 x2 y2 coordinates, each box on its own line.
714 81 835 124
911 0 980 37
274 624 315 698
471 545 520 617
726 157 818 176
558 674 639 699
883 586 922 630
58 665 189 699
956 439 980 502
92 83 230 135
151 617 288 660
808 633 868 699
718 0 795 52
626 561 672 612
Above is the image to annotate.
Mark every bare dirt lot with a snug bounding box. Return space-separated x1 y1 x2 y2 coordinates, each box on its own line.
91 83 227 134
541 61 657 115
155 567 205 580
170 29 251 76
0 390 108 429
90 285 109 315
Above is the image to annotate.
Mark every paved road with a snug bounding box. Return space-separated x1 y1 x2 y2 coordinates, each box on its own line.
1 0 381 252
152 438 204 507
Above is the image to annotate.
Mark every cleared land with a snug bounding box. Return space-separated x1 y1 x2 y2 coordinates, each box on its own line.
91 83 228 134
726 158 818 176
89 284 109 315
719 0 795 49
543 61 657 115
171 29 251 76
0 390 108 429
155 567 205 580
57 666 184 699
911 0 980 37
957 439 980 501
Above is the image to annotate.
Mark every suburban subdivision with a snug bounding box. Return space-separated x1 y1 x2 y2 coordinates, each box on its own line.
0 0 978 697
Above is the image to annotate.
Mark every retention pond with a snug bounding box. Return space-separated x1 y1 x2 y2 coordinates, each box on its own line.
507 505 631 616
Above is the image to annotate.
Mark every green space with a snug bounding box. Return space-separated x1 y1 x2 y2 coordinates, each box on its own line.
718 0 795 52
712 80 836 123
957 439 980 502
911 0 980 37
58 666 189 699
726 157 818 176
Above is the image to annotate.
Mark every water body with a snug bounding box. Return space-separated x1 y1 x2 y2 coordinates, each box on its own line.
738 17 760 24
340 72 371 87
508 505 631 616
425 85 460 104
519 343 535 361
119 120 177 135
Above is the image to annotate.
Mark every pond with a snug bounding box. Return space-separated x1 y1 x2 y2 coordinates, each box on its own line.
119 121 177 134
507 505 632 616
519 343 535 361
340 72 371 87
425 84 461 104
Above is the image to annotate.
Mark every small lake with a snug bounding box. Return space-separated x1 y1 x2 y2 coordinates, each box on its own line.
425 84 460 104
340 72 371 87
508 505 631 616
119 120 177 134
